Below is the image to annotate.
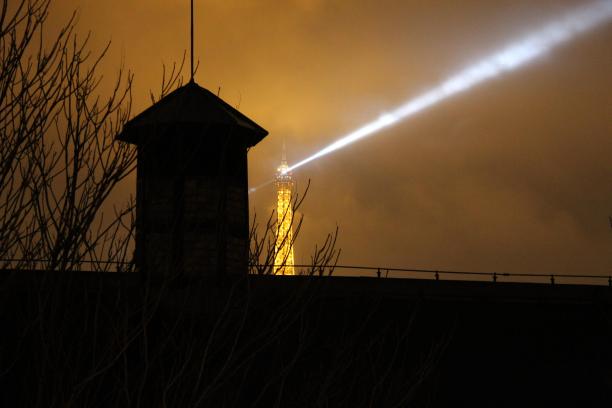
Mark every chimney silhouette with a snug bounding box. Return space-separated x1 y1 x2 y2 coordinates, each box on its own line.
117 81 268 280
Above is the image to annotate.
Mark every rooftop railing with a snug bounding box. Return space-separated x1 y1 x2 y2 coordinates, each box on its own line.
253 264 612 287
1 259 610 286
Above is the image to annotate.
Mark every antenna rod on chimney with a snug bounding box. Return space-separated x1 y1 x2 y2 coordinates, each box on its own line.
190 0 194 82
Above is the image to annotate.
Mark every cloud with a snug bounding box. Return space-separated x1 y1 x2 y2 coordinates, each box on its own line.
50 0 612 277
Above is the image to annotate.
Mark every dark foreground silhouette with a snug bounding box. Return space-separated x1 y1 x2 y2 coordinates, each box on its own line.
1 271 610 407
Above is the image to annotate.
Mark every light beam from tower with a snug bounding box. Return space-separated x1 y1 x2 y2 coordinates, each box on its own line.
248 1 612 195
273 144 295 275
286 1 612 174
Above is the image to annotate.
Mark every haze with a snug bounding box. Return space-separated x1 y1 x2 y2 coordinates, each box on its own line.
48 0 612 277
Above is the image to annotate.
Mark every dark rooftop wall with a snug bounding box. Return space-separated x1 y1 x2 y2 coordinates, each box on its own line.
1 271 610 407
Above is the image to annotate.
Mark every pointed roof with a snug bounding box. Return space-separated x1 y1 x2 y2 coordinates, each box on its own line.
117 81 268 146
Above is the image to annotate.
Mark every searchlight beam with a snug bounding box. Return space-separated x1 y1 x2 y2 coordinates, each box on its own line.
251 1 612 192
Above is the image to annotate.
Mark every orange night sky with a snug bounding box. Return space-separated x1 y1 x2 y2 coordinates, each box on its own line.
48 0 612 277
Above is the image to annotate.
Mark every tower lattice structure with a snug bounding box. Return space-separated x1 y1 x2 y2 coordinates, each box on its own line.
273 148 295 275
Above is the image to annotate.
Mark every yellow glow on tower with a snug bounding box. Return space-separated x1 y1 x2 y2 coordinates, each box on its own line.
274 147 295 275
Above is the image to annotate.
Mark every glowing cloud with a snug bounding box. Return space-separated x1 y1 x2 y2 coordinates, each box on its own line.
279 1 612 174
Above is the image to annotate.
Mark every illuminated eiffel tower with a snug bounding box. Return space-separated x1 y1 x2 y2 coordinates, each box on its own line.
273 144 295 275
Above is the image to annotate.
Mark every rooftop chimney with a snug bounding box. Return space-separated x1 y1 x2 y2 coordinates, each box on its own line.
117 81 268 281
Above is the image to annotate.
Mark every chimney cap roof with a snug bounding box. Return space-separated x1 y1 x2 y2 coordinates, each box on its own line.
117 81 268 146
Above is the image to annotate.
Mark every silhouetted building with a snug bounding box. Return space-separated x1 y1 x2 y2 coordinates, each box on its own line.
117 81 268 280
